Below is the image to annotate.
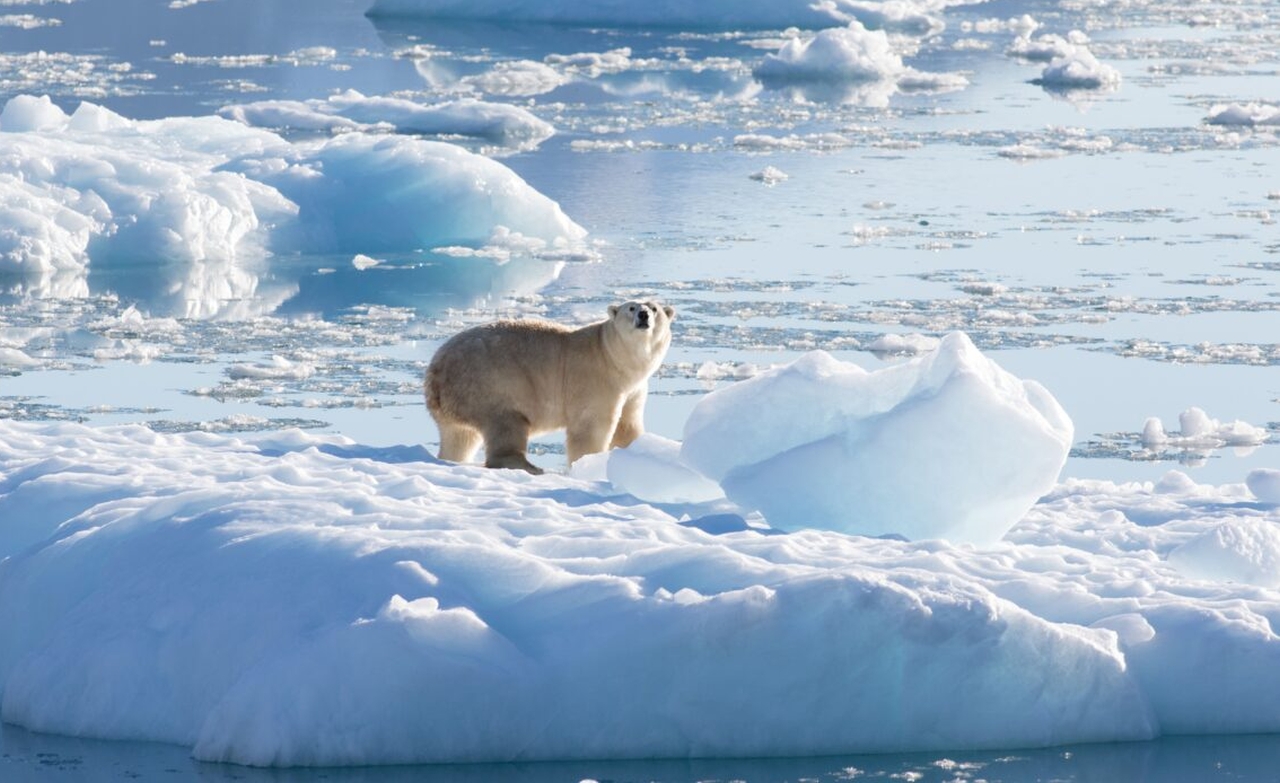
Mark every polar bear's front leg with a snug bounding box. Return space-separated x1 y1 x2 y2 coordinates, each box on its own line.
609 387 646 449
566 404 621 465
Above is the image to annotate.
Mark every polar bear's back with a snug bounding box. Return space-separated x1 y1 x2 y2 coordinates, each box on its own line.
426 318 592 433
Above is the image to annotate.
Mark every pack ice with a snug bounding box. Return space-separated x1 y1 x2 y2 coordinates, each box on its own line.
681 332 1074 543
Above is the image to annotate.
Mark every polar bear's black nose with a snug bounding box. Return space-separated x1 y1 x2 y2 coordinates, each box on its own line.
636 308 651 329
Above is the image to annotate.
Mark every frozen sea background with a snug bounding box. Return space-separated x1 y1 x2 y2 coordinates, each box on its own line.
1 0 1276 481
1 0 1280 780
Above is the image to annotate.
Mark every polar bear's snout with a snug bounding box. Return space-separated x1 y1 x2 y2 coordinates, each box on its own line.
634 305 652 330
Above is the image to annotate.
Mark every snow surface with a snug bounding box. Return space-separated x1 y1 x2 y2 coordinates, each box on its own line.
4 409 1280 766
681 332 1073 543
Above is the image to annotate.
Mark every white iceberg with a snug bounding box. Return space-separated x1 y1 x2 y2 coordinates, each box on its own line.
0 95 585 314
681 332 1073 543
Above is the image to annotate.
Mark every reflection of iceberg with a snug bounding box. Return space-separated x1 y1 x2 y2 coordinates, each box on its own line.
275 251 566 318
0 95 587 318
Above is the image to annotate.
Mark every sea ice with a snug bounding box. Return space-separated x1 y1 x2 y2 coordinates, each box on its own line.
220 91 556 150
6 419 1280 766
680 332 1074 543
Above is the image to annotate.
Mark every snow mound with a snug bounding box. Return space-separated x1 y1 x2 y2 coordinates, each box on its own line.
681 332 1073 543
0 95 584 311
1168 518 1280 588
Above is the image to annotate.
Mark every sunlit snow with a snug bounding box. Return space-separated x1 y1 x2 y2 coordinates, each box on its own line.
2 0 1280 775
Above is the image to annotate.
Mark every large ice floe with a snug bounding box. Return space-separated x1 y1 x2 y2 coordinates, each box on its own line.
4 336 1280 767
0 95 583 313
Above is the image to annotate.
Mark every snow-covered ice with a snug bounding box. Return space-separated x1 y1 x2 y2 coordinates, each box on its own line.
681 333 1073 543
3 408 1280 766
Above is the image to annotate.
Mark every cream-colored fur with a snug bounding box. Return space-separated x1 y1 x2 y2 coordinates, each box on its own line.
425 301 675 474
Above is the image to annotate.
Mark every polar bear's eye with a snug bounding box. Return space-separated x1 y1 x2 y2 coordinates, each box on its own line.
629 305 636 312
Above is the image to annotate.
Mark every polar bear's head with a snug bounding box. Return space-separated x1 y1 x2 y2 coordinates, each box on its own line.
606 300 675 369
609 300 675 336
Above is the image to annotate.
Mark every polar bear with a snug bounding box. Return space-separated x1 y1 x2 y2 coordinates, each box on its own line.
425 300 675 474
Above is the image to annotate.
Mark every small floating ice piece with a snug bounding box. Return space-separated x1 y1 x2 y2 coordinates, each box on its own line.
1139 407 1268 450
749 166 789 185
1206 103 1280 127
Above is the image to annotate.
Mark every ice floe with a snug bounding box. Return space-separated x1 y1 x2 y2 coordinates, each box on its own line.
1207 103 1280 127
0 95 584 315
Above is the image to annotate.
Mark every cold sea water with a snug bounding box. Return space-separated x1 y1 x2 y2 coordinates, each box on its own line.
5 720 1280 782
1 0 1279 779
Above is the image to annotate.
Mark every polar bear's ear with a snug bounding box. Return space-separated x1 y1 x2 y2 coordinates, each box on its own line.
608 304 620 318
663 305 675 320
